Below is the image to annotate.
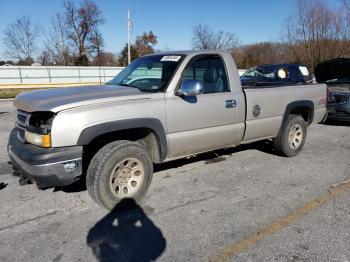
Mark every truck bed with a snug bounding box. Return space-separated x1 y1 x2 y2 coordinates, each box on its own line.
242 84 327 142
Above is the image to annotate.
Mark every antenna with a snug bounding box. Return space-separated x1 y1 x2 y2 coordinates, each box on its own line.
127 9 132 65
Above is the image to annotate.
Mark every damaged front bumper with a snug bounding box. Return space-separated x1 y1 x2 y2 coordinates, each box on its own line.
7 129 83 187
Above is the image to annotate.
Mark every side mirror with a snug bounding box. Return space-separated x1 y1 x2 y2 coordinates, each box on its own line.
177 79 204 97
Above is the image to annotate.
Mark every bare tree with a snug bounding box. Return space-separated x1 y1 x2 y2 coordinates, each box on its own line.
118 44 138 66
192 24 214 50
135 31 158 56
93 51 117 66
44 13 72 65
3 16 40 63
214 30 239 50
232 42 296 69
63 0 104 64
38 50 53 66
118 31 158 66
89 30 104 55
285 0 350 69
192 24 239 50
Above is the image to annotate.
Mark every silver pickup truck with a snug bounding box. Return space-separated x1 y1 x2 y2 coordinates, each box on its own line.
8 51 327 209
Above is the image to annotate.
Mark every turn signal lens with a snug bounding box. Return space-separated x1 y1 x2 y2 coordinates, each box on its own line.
25 131 51 148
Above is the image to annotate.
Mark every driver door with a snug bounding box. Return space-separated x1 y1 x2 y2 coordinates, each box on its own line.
165 55 245 159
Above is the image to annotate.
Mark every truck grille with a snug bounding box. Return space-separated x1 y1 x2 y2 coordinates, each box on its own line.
15 110 31 142
328 92 350 106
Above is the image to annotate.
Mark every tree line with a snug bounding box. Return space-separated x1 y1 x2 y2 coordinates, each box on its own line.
1 0 158 66
192 0 350 70
1 0 349 69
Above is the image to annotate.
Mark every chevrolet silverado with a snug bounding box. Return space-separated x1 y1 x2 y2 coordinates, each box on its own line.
8 51 327 209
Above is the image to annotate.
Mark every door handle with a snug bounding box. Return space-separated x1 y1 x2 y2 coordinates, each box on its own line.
225 99 237 108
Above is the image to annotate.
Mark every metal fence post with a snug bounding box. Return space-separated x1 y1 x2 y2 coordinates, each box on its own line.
78 67 81 82
103 67 106 82
47 66 52 83
99 66 102 85
18 67 23 84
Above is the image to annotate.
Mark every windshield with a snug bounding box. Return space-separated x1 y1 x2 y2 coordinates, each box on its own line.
107 54 185 92
242 67 275 79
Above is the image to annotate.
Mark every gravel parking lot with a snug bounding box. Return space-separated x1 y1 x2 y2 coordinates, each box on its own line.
0 100 349 262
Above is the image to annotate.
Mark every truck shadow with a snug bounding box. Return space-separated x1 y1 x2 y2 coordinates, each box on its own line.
0 182 7 190
86 198 166 262
154 140 277 172
56 140 278 193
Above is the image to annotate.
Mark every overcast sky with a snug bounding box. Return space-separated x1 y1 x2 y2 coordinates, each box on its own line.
0 0 343 60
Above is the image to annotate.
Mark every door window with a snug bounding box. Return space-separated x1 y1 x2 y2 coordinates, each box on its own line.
180 56 230 93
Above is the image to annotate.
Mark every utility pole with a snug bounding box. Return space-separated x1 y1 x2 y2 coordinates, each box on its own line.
127 9 132 65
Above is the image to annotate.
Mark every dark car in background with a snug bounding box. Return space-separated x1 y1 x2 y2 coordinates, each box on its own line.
240 63 313 87
315 58 350 121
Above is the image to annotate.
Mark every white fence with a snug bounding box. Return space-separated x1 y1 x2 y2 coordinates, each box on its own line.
0 66 124 84
0 66 246 85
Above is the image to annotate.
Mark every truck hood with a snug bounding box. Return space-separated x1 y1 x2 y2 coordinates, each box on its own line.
13 84 150 113
315 58 350 83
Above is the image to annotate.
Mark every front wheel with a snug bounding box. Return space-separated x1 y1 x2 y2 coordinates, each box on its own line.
86 140 153 209
273 114 307 157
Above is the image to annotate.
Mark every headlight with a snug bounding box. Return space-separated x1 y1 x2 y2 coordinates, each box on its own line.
22 111 54 148
25 131 51 148
29 112 55 129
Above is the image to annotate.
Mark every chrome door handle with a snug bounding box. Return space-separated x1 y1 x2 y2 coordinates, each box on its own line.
225 99 237 108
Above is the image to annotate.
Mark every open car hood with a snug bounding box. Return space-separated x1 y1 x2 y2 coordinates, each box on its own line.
315 58 350 83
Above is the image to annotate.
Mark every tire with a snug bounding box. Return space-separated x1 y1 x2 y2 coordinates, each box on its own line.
86 140 153 209
273 114 307 157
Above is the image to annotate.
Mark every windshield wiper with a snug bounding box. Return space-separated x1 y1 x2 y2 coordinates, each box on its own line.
114 83 130 87
108 82 139 88
107 82 160 93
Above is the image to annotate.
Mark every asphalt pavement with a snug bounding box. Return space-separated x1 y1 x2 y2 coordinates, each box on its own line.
0 100 349 262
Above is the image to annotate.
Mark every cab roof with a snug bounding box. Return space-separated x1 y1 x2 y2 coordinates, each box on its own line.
146 50 231 57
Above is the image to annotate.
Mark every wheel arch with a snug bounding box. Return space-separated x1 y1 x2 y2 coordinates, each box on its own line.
77 118 167 164
282 100 314 127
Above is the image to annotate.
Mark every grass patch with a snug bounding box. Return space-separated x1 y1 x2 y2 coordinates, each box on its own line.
0 88 52 99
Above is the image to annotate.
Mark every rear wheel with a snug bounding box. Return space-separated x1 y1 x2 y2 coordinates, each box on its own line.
86 140 153 209
273 114 307 157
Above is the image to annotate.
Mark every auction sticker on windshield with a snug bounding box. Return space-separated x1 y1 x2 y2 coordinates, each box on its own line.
160 56 182 62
